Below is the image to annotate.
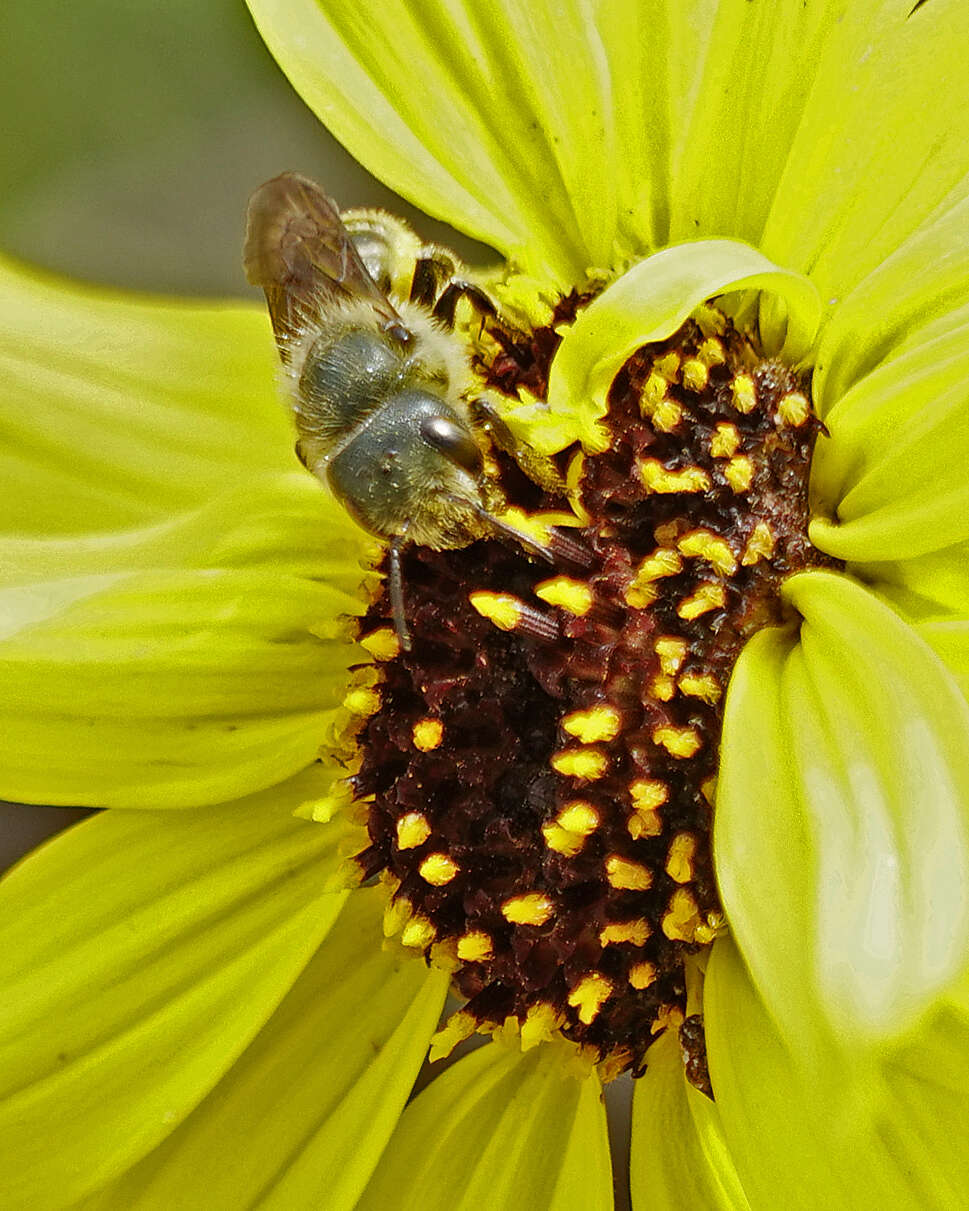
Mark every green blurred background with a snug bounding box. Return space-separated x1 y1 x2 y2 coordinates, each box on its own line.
0 0 481 297
0 0 483 865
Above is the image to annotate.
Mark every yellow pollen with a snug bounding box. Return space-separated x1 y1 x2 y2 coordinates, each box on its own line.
650 674 676 701
358 627 400 660
628 810 663 840
653 725 702 759
418 852 460 886
568 974 614 1025
778 390 810 426
628 961 657 990
650 398 683 432
624 581 657 610
605 854 653 891
502 893 554 926
343 687 381 717
401 915 437 949
535 576 594 616
520 1003 563 1050
557 801 600 834
630 778 668 813
665 833 698 884
599 920 651 946
428 1011 476 1062
741 521 776 565
662 888 703 942
542 802 600 856
709 422 740 458
695 910 727 945
681 358 708 392
626 549 682 608
677 582 726 620
456 930 494 962
677 529 738 576
640 459 711 494
468 590 523 631
697 337 726 367
561 704 622 744
654 636 687 676
565 450 591 523
677 671 721 703
640 370 668 412
395 811 432 850
636 548 683 581
551 747 608 780
652 1005 686 1035
653 351 681 379
542 824 585 857
730 373 757 413
724 455 755 492
412 718 444 751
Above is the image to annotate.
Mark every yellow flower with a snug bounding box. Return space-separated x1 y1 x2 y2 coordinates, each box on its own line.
2 2 969 1208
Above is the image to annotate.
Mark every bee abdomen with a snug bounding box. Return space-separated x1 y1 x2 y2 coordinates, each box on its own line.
296 327 404 444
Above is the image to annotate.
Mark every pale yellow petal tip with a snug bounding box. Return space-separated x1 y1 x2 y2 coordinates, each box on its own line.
428 1011 476 1063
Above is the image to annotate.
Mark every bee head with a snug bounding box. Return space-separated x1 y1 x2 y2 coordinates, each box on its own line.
324 390 489 549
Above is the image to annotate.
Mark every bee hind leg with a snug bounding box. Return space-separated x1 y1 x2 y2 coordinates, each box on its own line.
387 539 413 653
432 280 497 329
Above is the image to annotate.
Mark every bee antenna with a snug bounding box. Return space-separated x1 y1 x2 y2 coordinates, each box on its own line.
387 539 413 652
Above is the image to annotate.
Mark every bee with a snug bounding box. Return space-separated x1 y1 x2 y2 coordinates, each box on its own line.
244 171 560 650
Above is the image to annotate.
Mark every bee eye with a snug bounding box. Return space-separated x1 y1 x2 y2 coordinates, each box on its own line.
420 415 483 474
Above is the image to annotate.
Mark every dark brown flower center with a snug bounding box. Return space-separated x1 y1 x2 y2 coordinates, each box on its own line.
351 300 831 1083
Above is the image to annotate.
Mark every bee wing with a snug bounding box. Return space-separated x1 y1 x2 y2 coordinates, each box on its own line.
244 172 401 358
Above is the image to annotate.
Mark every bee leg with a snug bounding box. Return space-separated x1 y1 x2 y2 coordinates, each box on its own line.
433 280 497 329
387 538 413 653
469 397 567 496
410 254 450 309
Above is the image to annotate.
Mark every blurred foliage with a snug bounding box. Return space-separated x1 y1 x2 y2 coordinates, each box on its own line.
0 0 485 296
